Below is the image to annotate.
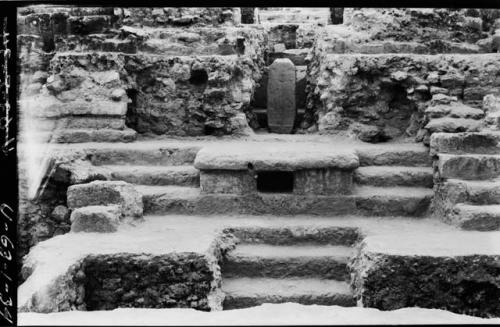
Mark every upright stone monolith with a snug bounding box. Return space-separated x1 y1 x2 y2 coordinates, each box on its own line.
267 58 296 134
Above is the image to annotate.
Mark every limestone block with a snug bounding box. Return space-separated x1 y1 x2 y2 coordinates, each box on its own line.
200 170 256 194
267 58 296 134
430 132 500 155
294 168 353 195
452 204 500 231
67 181 143 218
425 117 481 133
437 153 500 180
70 205 121 233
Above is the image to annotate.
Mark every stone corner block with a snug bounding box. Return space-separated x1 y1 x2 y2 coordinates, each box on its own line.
70 205 121 233
67 180 143 218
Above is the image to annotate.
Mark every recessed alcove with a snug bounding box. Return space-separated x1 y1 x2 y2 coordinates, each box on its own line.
256 171 294 193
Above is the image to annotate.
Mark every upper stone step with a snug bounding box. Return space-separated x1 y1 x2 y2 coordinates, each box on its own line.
425 117 482 134
430 132 500 155
101 164 200 186
88 143 202 166
222 277 355 309
354 166 433 188
452 204 500 231
356 144 431 167
437 153 500 180
222 244 354 280
35 128 137 143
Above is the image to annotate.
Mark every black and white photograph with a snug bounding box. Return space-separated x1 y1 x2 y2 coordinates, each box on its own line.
2 3 500 325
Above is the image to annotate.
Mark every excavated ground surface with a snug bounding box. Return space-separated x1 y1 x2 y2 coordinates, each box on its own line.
19 214 500 312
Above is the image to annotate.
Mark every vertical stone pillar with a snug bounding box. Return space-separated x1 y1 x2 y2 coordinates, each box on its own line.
267 58 296 134
241 7 256 24
330 8 344 24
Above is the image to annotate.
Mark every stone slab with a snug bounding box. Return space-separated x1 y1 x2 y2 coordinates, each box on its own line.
267 58 296 134
194 142 359 171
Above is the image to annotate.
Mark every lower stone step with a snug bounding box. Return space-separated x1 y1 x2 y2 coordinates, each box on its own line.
137 185 432 217
354 166 433 188
222 277 356 309
437 153 500 180
222 244 353 280
51 128 137 143
102 165 199 186
352 186 433 217
452 204 500 231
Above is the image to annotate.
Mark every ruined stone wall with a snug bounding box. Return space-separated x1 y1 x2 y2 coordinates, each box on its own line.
306 53 500 142
351 247 500 318
82 253 214 311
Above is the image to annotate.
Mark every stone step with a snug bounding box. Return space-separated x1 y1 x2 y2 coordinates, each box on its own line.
430 132 500 155
43 128 137 143
102 165 200 186
425 117 482 134
354 166 433 188
443 179 500 205
222 277 355 309
138 184 431 217
356 144 431 167
351 186 433 217
225 225 361 246
437 153 500 180
31 116 126 131
222 244 354 280
89 144 202 166
452 204 500 231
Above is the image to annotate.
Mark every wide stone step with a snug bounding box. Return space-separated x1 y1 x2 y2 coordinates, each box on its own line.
351 186 433 217
356 144 431 167
222 277 355 309
354 166 433 188
222 244 354 280
452 204 500 231
138 185 431 217
102 165 199 186
51 128 137 143
138 185 356 216
437 153 500 180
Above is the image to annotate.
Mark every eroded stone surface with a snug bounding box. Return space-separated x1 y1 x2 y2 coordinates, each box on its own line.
267 58 296 134
70 205 121 233
67 181 143 218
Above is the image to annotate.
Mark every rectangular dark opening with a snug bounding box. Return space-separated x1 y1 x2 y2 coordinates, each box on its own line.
257 171 294 193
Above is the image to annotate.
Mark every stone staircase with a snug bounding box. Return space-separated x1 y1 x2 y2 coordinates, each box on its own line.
220 224 358 309
432 131 500 230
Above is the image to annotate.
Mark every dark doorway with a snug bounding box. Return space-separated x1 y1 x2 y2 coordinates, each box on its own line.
257 171 294 193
